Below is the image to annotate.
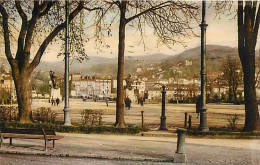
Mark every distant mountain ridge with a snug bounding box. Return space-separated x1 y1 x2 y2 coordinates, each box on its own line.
2 45 259 77
36 53 170 75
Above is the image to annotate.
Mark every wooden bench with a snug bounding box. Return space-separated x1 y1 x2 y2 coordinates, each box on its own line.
0 127 63 151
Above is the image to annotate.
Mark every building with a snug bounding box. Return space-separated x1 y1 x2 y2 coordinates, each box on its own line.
71 75 112 99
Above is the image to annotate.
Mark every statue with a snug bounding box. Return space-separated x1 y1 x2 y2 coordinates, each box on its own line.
125 74 133 90
49 71 59 89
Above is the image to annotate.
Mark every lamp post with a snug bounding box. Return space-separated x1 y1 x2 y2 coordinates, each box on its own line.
159 85 168 130
199 0 209 132
63 0 71 126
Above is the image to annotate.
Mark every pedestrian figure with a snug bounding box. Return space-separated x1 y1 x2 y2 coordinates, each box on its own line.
51 97 55 106
125 96 131 110
196 95 202 118
106 97 109 107
56 97 60 106
140 98 144 106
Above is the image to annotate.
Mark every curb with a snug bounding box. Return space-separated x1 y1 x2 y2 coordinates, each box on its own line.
0 149 174 163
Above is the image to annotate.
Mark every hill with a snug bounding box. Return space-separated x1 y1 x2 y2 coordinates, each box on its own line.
159 45 240 78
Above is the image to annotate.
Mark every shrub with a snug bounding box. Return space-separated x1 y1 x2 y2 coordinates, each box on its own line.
0 122 146 135
0 106 18 122
227 114 240 131
81 109 103 126
32 107 57 123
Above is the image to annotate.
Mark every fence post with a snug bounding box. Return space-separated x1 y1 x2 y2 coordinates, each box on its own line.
188 115 192 130
174 128 187 163
141 111 144 127
184 112 188 128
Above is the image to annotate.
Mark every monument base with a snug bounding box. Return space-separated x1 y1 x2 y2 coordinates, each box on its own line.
50 88 62 100
125 89 136 103
174 153 186 163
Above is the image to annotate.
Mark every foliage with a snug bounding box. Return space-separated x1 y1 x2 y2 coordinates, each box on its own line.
0 88 11 104
187 127 260 139
221 55 242 102
0 1 103 122
81 109 103 126
227 114 240 131
31 107 58 124
0 106 18 122
0 122 147 135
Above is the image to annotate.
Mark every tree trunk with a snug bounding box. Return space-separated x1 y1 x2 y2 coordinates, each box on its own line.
115 2 127 128
243 58 260 131
13 71 32 123
238 1 260 131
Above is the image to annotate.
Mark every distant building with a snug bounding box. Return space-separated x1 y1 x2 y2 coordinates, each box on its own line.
72 75 112 98
185 60 193 66
136 68 142 73
0 74 16 100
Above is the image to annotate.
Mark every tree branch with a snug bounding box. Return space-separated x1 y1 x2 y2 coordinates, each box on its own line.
238 1 245 64
83 6 103 12
125 1 171 24
23 1 40 57
39 1 57 17
0 4 13 63
28 2 85 73
15 1 28 60
253 3 260 46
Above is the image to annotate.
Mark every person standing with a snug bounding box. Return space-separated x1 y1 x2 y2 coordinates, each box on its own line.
56 97 60 106
125 96 130 110
106 97 109 107
51 97 54 106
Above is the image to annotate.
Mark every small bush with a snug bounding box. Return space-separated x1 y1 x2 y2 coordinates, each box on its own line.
32 107 57 123
0 106 18 122
81 109 103 126
227 114 240 131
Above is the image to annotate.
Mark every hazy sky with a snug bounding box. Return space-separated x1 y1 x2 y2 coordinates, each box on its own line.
0 1 259 62
42 2 259 62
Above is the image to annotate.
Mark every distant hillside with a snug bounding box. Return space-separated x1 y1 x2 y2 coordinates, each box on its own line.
36 53 170 76
160 45 240 78
1 46 259 78
166 45 238 62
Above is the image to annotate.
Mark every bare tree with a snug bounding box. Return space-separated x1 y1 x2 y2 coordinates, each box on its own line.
0 1 100 122
98 1 199 127
221 55 242 103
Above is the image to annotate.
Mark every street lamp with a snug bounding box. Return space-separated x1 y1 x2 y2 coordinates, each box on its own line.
159 85 168 130
199 0 209 132
63 0 71 126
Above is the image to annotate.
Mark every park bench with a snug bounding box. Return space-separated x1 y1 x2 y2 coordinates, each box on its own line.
0 127 63 151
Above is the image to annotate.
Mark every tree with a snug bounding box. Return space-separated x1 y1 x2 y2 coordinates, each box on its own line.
237 1 260 131
215 0 260 131
221 55 242 103
0 1 100 122
99 1 199 127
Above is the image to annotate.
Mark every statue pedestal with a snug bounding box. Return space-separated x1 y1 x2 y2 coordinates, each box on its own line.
125 89 135 103
51 88 62 100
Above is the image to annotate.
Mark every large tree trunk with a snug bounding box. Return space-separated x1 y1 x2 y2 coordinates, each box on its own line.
115 2 127 128
243 55 259 131
238 1 260 131
12 70 32 123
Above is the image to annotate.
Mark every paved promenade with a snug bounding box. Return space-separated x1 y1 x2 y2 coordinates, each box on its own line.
0 132 259 164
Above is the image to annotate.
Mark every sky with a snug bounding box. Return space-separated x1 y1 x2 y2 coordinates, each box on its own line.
42 1 259 62
0 1 259 62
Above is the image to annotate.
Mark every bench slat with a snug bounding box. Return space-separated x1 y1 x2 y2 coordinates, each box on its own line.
1 133 63 140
